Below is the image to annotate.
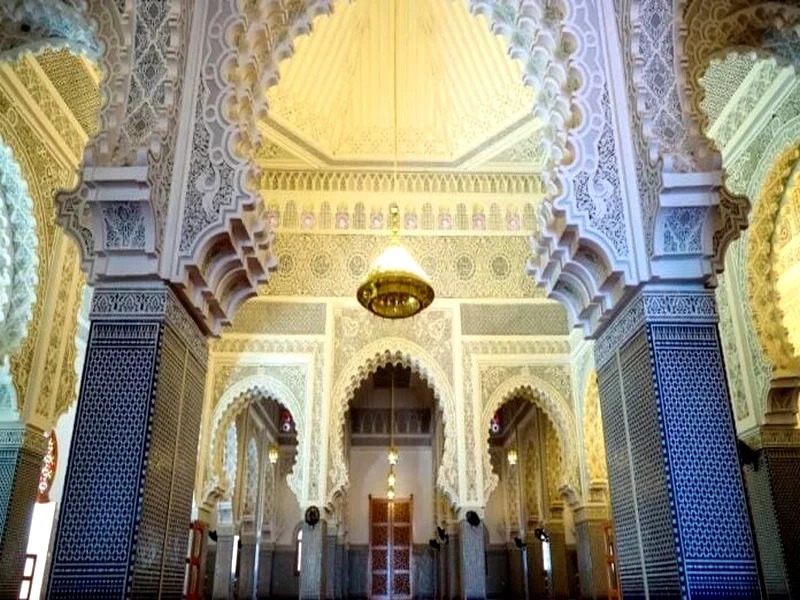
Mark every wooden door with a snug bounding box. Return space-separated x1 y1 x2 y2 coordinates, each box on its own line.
185 520 206 600
369 496 413 599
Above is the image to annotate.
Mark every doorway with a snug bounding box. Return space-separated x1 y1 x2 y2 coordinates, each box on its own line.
369 496 413 599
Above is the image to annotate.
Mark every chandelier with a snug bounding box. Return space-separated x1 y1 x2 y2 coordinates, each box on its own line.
357 0 434 319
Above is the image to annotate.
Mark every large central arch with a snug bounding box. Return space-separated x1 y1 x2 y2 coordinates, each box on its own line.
327 338 459 507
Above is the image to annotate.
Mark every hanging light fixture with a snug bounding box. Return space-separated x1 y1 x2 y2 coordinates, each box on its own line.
506 448 518 467
268 444 279 465
357 0 434 319
387 367 399 501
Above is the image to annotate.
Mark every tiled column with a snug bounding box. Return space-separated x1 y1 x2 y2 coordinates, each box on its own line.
548 514 570 600
46 284 208 599
299 519 327 599
507 540 526 598
212 532 235 599
459 518 486 600
574 505 611 600
595 287 760 599
0 423 46 599
740 430 800 599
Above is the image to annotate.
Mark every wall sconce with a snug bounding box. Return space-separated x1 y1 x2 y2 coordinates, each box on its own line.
506 448 518 466
268 445 279 465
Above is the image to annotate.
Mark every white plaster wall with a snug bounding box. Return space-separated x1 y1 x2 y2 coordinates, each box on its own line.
274 468 302 545
346 446 434 545
484 476 507 545
48 390 77 504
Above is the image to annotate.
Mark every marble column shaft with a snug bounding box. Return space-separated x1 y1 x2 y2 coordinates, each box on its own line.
257 542 274 599
595 288 759 599
299 519 327 600
574 514 611 600
212 533 235 600
46 284 208 599
548 521 569 600
525 531 547 599
459 519 486 600
238 536 258 600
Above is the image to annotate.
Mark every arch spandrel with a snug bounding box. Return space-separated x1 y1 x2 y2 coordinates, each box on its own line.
481 374 580 508
326 338 460 509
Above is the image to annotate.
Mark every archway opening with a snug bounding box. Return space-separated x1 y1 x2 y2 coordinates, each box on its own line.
337 363 448 599
204 394 300 600
484 394 579 599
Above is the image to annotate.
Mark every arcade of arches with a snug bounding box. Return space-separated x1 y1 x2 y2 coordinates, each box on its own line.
0 1 799 599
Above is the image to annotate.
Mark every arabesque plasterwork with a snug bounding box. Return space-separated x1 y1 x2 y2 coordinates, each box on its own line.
746 146 800 376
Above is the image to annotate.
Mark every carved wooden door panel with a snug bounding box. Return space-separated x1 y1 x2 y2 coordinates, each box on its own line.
369 496 413 600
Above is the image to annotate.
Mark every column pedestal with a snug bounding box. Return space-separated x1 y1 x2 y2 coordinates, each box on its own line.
299 519 327 599
459 518 486 600
595 288 759 598
46 284 208 599
0 423 46 599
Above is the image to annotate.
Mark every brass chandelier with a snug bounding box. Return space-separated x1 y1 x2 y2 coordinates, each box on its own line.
357 0 434 319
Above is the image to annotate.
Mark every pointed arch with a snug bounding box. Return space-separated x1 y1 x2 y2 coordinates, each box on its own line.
482 374 579 505
205 374 306 509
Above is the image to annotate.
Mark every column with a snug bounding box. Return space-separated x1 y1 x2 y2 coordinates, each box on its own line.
506 539 526 598
445 523 460 599
740 429 800 598
46 284 208 599
525 529 546 599
574 505 611 600
324 532 336 599
594 287 760 599
256 541 274 599
212 532 235 600
459 516 486 600
548 513 569 600
299 519 327 600
238 532 258 600
0 423 46 599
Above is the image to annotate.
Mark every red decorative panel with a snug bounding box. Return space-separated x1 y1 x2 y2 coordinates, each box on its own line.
393 573 411 596
371 574 388 595
371 549 388 572
393 502 410 522
372 525 389 546
393 525 410 546
373 501 389 522
393 548 410 570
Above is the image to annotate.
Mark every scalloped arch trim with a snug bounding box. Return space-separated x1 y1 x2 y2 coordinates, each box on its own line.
0 139 38 391
205 374 306 508
747 147 800 375
0 0 100 63
482 374 579 504
327 338 459 508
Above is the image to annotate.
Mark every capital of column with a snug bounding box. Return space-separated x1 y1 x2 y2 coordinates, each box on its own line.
594 284 717 368
0 421 48 457
89 281 207 365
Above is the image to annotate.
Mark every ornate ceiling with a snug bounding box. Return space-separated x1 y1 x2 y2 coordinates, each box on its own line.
258 0 540 172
